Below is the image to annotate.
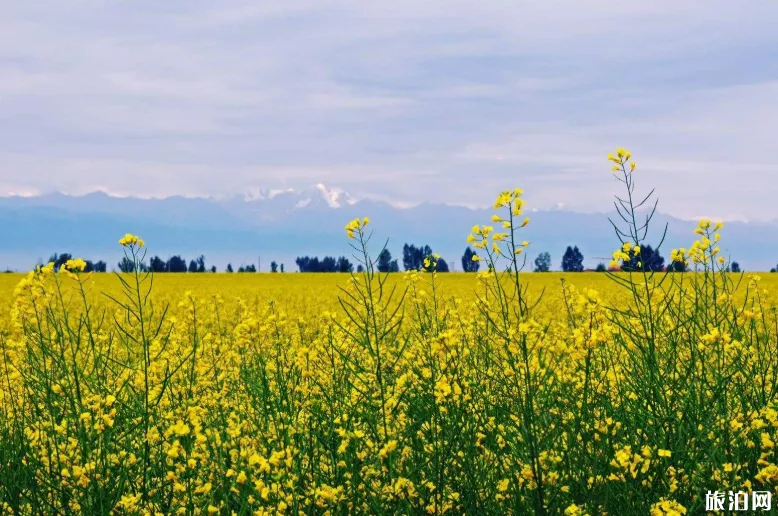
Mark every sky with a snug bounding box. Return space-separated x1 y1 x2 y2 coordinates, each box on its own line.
1 1 777 221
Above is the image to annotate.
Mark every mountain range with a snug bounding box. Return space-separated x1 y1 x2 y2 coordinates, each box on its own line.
2 185 778 272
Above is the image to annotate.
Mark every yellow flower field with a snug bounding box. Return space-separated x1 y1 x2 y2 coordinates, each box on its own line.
2 150 778 515
1 271 773 335
0 272 617 329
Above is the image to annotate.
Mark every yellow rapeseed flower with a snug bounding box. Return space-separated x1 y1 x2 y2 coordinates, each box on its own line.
63 258 87 272
118 233 144 248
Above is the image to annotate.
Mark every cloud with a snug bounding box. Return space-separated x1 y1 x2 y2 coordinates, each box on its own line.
1 1 777 220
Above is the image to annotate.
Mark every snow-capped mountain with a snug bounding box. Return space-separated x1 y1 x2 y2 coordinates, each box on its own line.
215 184 361 223
309 183 357 209
1 187 778 272
240 183 356 208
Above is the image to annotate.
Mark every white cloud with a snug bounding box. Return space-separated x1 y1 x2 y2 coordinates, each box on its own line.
0 1 777 220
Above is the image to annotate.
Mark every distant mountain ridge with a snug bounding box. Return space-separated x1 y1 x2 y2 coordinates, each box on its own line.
2 186 778 272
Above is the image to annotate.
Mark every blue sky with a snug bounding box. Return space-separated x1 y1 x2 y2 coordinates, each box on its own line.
1 1 777 220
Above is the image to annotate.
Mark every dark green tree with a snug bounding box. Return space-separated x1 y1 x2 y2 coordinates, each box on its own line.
403 244 415 271
595 262 607 272
403 244 433 270
377 249 394 273
337 257 354 273
118 257 135 273
167 256 187 273
461 247 480 273
149 256 167 273
324 257 338 272
188 260 198 273
667 260 687 272
226 263 234 273
271 261 278 273
296 257 312 272
534 252 551 272
731 261 741 273
561 246 584 272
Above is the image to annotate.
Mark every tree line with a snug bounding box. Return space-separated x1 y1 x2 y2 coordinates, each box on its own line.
43 253 108 273
117 254 222 273
531 244 742 273
296 245 451 273
36 252 284 274
33 244 750 274
295 256 354 273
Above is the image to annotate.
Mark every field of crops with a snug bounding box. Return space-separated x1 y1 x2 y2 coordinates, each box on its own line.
0 271 619 330
2 151 778 515
1 270 773 335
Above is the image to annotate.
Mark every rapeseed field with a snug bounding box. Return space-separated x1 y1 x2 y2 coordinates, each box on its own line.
2 150 778 515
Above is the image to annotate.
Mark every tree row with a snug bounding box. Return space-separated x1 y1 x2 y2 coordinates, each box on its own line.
32 243 746 274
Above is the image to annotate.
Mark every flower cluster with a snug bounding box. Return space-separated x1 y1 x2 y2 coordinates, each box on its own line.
688 219 725 266
62 258 87 272
344 217 369 239
467 189 531 263
608 147 636 173
118 233 144 248
610 242 641 269
669 248 688 265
